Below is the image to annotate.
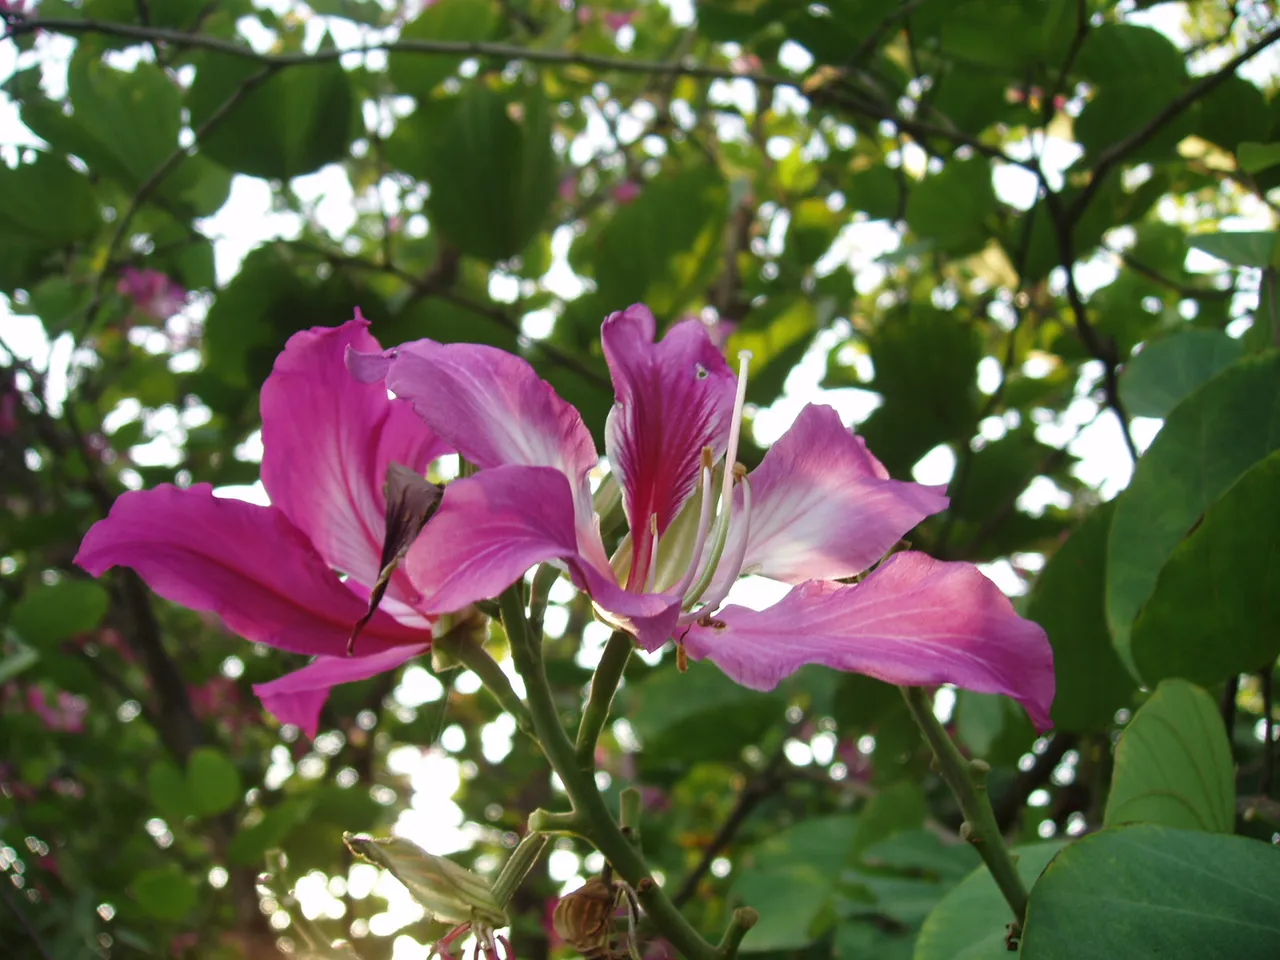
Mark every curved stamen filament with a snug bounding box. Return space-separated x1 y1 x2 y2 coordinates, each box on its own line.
718 350 752 510
679 475 752 624
670 454 717 598
643 513 660 594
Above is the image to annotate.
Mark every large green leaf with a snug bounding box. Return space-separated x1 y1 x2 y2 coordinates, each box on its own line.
11 580 111 646
187 48 355 180
592 163 728 317
131 865 198 921
625 661 785 765
732 816 859 952
1025 501 1136 732
1119 330 1244 419
393 82 558 262
0 153 100 248
1107 352 1280 676
1104 680 1234 833
1020 825 1280 959
905 158 996 256
1130 451 1280 685
1190 231 1278 268
388 0 497 97
187 747 243 819
914 842 1066 960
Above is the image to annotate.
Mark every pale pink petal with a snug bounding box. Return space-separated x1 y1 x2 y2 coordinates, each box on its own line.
405 465 585 613
573 561 681 653
682 552 1054 730
75 485 428 657
262 320 448 609
729 404 948 584
354 338 607 570
602 305 737 587
254 643 430 738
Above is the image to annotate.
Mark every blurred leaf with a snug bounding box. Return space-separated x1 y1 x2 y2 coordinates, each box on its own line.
627 661 785 764
148 762 197 824
345 833 506 926
1130 451 1280 686
131 865 197 921
1190 231 1278 268
11 580 110 646
228 798 316 865
733 816 859 952
0 643 39 684
187 747 243 819
1119 330 1244 418
915 842 1065 960
905 159 996 256
187 46 355 179
393 81 557 261
954 691 1034 765
849 782 925 859
1020 826 1280 959
1104 679 1234 833
1237 141 1280 174
389 0 498 97
1107 352 1280 675
1026 501 1136 733
0 153 100 247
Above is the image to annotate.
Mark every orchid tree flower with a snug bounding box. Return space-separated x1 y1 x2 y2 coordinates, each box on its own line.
352 305 1055 728
76 320 452 737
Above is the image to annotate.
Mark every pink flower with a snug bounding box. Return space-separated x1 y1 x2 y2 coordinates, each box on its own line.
603 11 633 31
350 305 1055 727
559 174 579 202
26 687 88 733
76 319 451 737
612 180 642 204
117 267 187 321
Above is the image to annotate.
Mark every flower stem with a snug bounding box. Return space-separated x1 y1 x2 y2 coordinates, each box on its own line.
574 629 633 770
900 686 1029 930
716 908 758 959
498 586 719 960
432 629 535 740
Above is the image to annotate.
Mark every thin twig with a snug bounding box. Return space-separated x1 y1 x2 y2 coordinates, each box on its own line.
1070 24 1280 221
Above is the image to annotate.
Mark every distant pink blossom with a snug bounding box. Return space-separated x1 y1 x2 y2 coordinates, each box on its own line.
27 687 88 733
0 386 20 436
603 11 633 31
732 54 762 74
0 0 32 16
612 180 642 204
117 267 187 321
559 174 579 202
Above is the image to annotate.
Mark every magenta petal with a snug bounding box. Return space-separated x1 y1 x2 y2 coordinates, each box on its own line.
364 338 607 569
261 320 448 604
75 485 428 656
734 404 948 584
572 561 681 653
601 305 737 585
405 465 585 613
683 552 1054 730
254 643 430 738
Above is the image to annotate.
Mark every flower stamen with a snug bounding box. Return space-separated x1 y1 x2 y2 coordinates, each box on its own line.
679 474 752 625
670 450 717 598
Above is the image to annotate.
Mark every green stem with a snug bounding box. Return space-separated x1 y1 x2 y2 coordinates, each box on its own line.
716 908 758 959
498 587 719 960
527 563 562 634
901 687 1028 929
432 630 535 740
574 629 633 769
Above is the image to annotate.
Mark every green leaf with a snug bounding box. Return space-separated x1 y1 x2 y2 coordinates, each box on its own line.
0 643 39 684
1119 330 1244 418
1104 679 1234 833
1190 231 1279 268
626 661 785 764
147 761 197 824
954 691 1034 765
849 782 925 859
1107 352 1280 676
1020 825 1280 959
732 816 859 952
1238 141 1280 174
1026 501 1136 733
1130 451 1280 686
394 81 557 262
592 163 728 317
131 865 198 921
905 158 996 256
228 798 315 865
0 153 100 247
389 0 497 97
1197 76 1270 153
65 54 181 188
11 580 111 646
187 747 243 819
915 842 1066 960
187 46 355 179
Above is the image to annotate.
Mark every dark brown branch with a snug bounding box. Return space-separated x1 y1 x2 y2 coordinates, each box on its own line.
1115 249 1234 301
993 733 1079 831
1070 24 1280 222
